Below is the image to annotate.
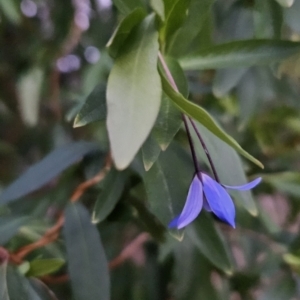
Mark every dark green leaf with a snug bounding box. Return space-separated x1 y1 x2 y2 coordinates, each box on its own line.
161 0 191 45
153 95 182 151
174 237 226 300
26 259 65 277
212 68 247 98
107 15 161 169
0 0 21 24
0 141 99 204
112 0 145 15
106 8 146 58
159 69 264 168
144 143 193 238
142 134 161 171
187 213 234 274
64 202 110 300
29 279 59 300
0 216 30 246
92 168 126 223
167 0 214 56
74 84 107 128
180 40 300 70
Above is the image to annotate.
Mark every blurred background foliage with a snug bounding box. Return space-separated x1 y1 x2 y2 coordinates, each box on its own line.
1 0 300 299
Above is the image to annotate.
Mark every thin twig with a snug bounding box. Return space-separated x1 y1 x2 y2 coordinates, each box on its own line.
188 118 220 182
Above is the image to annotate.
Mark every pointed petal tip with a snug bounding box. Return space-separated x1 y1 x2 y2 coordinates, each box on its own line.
223 177 262 191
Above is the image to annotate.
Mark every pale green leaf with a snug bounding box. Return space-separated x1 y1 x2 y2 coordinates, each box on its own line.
150 0 165 20
107 14 161 170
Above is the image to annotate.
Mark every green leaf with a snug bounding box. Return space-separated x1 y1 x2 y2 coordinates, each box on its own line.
0 0 21 24
64 202 110 300
167 0 214 56
150 0 165 20
142 134 162 171
0 261 9 300
144 143 193 238
0 141 99 204
92 168 126 223
29 279 59 300
153 95 182 151
159 69 264 168
74 84 107 128
0 216 30 245
212 68 248 98
112 0 145 15
106 8 146 58
26 259 65 277
174 237 226 300
7 266 42 300
190 121 258 216
179 40 300 70
264 172 300 197
187 213 234 274
276 0 294 7
107 14 161 170
162 0 191 45
152 57 186 151
284 0 300 32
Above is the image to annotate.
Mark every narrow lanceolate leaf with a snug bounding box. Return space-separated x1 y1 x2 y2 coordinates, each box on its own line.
159 70 264 168
275 0 294 7
144 143 193 238
106 8 146 58
64 202 110 300
0 141 99 204
92 168 126 223
74 84 107 128
0 216 30 245
107 14 161 170
190 122 258 216
187 213 233 274
179 40 300 70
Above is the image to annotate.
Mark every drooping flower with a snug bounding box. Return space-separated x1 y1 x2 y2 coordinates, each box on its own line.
169 174 261 229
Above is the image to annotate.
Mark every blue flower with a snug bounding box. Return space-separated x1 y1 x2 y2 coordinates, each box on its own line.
169 174 261 229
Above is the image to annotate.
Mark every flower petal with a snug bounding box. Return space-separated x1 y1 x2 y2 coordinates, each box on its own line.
168 176 203 229
223 177 262 191
202 173 235 228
